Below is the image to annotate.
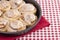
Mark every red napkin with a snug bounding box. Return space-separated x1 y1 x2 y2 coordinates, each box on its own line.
0 16 50 40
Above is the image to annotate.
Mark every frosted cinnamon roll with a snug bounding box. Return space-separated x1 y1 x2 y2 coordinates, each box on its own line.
3 9 21 20
6 26 17 32
7 19 26 32
10 0 25 9
0 1 11 11
23 13 37 25
19 3 37 14
0 17 8 32
10 0 23 5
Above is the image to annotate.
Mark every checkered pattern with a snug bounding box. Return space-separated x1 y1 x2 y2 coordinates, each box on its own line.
17 0 60 40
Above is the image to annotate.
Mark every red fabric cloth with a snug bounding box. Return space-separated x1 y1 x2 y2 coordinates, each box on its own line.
0 16 50 40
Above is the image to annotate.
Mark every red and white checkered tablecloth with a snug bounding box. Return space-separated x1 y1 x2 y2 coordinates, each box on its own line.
18 0 60 40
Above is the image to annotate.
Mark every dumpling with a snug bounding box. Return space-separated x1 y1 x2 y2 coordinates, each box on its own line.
10 0 25 9
3 9 21 20
0 17 8 32
19 3 37 14
23 13 37 25
0 1 11 11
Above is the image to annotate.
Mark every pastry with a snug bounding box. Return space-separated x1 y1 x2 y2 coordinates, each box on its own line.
7 19 26 32
23 13 37 25
19 3 37 14
10 0 23 5
3 9 21 20
10 0 25 9
0 17 8 32
9 20 26 30
6 26 17 32
0 1 11 11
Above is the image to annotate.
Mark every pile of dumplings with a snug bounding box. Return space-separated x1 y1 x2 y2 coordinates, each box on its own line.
0 0 37 32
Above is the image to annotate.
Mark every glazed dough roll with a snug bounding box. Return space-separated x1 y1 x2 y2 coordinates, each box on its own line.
23 13 37 25
10 20 23 29
0 17 9 32
7 19 26 32
0 1 11 11
6 26 17 32
19 3 37 14
10 0 23 5
3 9 21 20
10 0 25 9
